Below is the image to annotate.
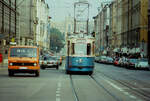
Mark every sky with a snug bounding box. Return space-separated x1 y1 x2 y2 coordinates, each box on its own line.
45 0 113 22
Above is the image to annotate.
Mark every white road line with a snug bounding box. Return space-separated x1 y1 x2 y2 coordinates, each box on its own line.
56 97 61 101
106 80 124 92
56 90 60 94
56 82 62 101
124 92 129 95
57 87 61 91
104 78 139 100
58 83 62 88
129 95 137 99
56 94 60 97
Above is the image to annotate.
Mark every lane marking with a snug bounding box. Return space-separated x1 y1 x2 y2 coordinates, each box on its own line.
103 78 139 100
56 97 61 101
56 82 62 101
130 95 136 99
56 94 60 97
56 91 60 94
106 80 124 92
57 87 61 91
58 82 62 88
124 92 129 95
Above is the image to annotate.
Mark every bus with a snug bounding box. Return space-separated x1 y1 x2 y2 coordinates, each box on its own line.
8 46 40 77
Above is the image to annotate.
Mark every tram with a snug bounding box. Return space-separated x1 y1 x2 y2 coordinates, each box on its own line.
65 1 95 74
65 34 95 75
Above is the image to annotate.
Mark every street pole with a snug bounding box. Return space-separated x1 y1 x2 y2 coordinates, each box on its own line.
16 0 25 45
148 0 150 65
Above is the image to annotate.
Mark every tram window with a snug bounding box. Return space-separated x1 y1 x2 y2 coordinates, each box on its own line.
67 41 70 55
71 43 75 55
87 43 91 55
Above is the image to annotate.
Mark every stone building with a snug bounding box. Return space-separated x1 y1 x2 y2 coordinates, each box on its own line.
94 0 148 56
0 0 19 62
18 0 37 46
36 0 50 51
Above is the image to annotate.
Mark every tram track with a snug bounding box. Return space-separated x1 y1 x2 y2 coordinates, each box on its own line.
95 70 150 100
69 74 121 101
90 75 121 101
69 75 80 101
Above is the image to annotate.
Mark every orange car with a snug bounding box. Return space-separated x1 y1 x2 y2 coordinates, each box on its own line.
8 46 40 77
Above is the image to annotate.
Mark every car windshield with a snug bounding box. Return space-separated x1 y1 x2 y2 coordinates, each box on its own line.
45 57 56 60
130 59 137 63
101 56 106 59
140 58 148 62
10 48 37 57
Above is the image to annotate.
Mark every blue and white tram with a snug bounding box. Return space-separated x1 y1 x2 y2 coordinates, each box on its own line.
65 35 95 75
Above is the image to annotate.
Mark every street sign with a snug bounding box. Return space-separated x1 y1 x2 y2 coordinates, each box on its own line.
10 42 17 45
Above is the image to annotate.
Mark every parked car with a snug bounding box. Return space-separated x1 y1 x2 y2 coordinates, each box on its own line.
114 58 120 66
121 58 128 67
99 56 107 63
106 57 113 64
95 56 101 63
39 55 44 66
41 56 59 70
118 57 128 67
126 58 138 69
135 58 149 69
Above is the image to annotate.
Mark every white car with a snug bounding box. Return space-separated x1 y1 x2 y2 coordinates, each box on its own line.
40 56 59 70
135 58 149 69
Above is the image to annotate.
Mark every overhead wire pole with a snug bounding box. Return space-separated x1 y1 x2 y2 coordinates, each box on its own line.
74 3 76 34
148 0 150 65
15 0 25 45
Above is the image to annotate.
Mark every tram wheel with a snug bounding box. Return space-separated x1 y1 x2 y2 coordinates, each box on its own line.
66 70 70 74
88 71 93 75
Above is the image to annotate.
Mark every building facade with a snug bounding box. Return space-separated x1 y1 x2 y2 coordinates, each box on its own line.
18 0 37 46
36 0 50 52
94 0 148 57
0 0 19 62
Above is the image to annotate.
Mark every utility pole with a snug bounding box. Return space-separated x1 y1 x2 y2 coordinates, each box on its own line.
148 0 150 65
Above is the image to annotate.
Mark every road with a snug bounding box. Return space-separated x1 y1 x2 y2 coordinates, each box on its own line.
0 61 150 101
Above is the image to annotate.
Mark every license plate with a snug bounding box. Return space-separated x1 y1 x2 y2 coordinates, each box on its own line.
19 67 27 69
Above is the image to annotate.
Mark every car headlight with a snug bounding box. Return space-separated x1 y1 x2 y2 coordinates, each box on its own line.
34 63 37 66
10 63 13 66
44 61 47 64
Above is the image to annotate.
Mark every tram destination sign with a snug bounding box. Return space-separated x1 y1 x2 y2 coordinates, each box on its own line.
76 39 86 43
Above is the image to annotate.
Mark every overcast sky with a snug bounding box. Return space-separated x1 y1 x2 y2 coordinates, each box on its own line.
45 0 113 22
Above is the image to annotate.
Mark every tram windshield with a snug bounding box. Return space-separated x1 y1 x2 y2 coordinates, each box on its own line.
74 43 87 55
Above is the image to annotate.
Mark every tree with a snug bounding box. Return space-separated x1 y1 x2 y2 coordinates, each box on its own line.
50 28 65 53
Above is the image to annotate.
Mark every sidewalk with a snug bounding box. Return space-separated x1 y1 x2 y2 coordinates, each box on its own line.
0 59 8 69
0 64 7 70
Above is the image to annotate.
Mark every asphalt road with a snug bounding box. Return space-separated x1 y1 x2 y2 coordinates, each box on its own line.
0 61 150 101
